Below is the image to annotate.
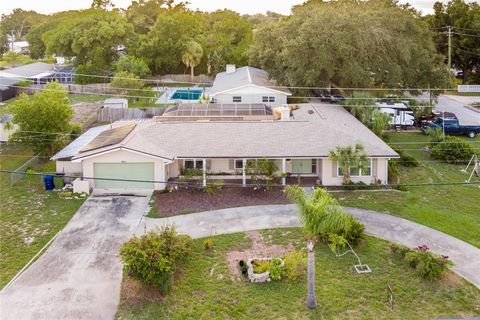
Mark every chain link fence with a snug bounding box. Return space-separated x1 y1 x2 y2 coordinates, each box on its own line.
10 153 41 185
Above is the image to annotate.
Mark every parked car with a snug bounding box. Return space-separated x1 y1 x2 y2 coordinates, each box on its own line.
329 95 345 104
455 71 464 79
419 112 457 126
423 118 480 138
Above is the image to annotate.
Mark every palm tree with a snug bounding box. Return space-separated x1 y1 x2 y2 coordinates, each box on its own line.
182 40 204 82
285 186 354 309
328 143 368 184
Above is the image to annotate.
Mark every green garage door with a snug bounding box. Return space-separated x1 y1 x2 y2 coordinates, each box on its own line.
94 163 154 189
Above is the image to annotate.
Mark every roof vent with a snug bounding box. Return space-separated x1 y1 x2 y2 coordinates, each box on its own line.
226 64 236 74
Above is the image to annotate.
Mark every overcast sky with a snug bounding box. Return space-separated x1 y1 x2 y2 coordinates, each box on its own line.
0 0 451 16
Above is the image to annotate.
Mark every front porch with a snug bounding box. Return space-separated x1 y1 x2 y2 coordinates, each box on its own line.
166 158 322 188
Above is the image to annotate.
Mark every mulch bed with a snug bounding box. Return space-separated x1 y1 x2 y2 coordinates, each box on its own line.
153 186 291 217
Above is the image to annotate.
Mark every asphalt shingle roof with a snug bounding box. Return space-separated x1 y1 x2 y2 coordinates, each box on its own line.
209 66 292 96
0 62 54 79
72 104 398 161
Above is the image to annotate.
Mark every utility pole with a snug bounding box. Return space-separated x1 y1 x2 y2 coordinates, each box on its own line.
447 25 453 70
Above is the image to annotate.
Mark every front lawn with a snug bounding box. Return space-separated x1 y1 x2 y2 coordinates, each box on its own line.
116 228 480 319
336 132 480 247
0 144 85 288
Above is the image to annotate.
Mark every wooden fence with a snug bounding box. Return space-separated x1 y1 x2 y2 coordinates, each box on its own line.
97 107 166 122
154 74 213 84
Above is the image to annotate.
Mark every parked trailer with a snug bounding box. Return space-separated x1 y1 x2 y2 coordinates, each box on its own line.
377 102 415 127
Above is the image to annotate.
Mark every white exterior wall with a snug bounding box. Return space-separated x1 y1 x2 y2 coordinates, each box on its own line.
56 161 83 175
0 123 18 142
79 149 167 190
212 85 288 106
322 158 389 186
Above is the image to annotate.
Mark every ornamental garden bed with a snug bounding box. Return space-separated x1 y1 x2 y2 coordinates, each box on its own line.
150 186 291 217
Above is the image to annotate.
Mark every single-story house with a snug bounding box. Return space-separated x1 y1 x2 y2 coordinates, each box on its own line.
0 114 18 142
10 41 29 54
52 103 398 191
0 62 75 86
209 65 292 106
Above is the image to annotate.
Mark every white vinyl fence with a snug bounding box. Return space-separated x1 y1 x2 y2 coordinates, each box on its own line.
458 85 480 93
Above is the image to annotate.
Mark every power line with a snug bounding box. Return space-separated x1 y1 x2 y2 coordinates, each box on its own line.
451 45 480 57
0 67 459 91
453 32 480 38
0 169 478 189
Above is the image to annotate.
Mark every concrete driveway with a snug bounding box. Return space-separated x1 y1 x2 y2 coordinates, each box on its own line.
435 95 480 125
0 193 151 320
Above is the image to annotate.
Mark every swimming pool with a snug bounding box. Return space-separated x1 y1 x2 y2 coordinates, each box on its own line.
171 89 203 100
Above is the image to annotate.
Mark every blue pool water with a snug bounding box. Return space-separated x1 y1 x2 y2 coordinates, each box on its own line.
171 89 203 100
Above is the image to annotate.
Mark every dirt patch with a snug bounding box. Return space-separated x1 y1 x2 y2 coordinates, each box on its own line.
119 275 164 309
225 231 293 281
153 186 291 217
72 102 102 128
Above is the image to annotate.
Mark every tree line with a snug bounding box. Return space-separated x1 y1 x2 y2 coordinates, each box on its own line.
1 0 479 87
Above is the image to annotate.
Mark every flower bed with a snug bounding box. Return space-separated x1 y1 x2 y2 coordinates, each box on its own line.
246 257 285 283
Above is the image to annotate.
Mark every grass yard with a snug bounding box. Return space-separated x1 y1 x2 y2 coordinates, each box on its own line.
335 132 480 248
116 228 480 319
0 97 21 116
0 144 85 288
69 93 111 104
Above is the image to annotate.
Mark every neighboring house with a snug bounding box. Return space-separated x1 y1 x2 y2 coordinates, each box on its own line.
209 65 292 106
0 62 75 86
10 41 29 54
103 98 128 109
0 114 18 142
377 102 415 127
52 104 398 191
51 125 111 179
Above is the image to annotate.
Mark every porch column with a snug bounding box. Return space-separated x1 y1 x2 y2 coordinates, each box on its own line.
282 158 286 186
202 159 207 187
242 159 247 187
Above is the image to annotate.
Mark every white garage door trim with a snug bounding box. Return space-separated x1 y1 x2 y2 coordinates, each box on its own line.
93 162 154 189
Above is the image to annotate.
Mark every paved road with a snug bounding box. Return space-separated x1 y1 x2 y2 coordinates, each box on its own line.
0 193 151 320
435 95 480 125
143 204 480 289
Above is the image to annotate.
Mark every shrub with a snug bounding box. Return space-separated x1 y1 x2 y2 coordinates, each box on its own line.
119 227 192 293
342 181 367 190
388 159 400 184
390 145 419 167
391 244 453 280
283 250 307 281
431 137 474 164
203 238 214 250
204 179 224 195
426 127 444 146
342 219 365 247
252 260 271 274
269 258 284 281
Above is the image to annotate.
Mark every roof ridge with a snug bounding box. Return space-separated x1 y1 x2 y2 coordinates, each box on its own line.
246 66 252 84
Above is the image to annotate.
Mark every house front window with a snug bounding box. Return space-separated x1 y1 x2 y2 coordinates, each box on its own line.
262 96 275 103
184 159 204 170
337 158 372 177
234 159 244 170
292 159 316 174
233 96 242 103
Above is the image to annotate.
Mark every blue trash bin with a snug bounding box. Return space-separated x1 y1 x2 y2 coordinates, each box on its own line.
43 175 55 190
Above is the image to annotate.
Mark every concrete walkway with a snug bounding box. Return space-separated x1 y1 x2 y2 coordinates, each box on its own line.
142 204 480 289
